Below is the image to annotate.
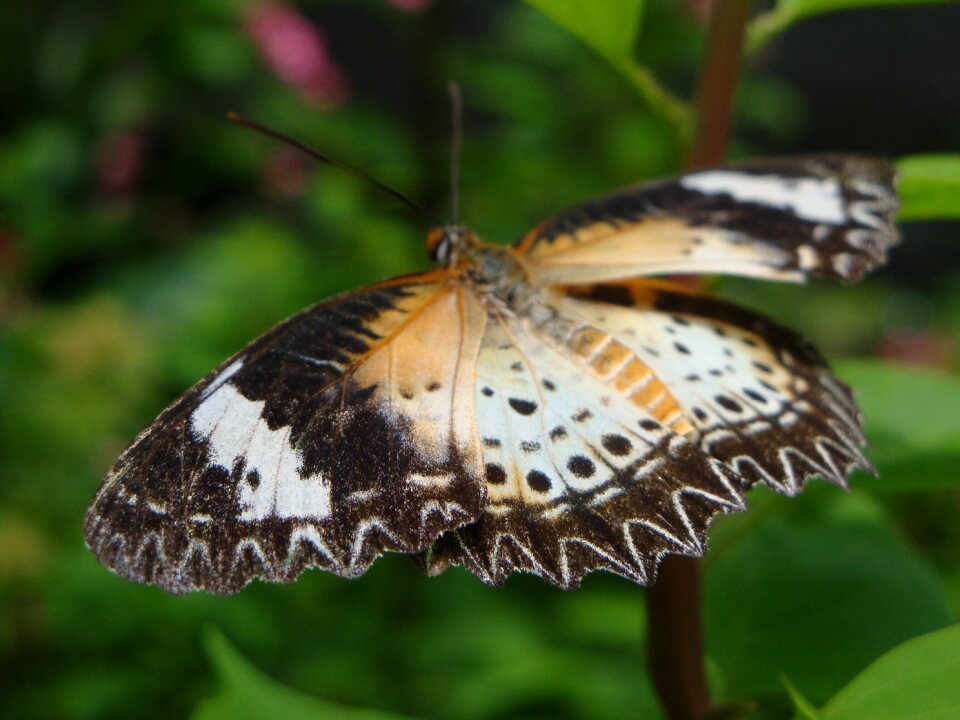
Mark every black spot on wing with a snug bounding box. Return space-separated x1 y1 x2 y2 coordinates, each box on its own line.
485 463 507 485
567 455 596 478
715 395 743 413
526 470 552 492
508 398 538 416
601 434 632 457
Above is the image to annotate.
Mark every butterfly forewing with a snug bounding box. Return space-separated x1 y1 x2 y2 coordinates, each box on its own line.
84 273 488 594
517 155 898 285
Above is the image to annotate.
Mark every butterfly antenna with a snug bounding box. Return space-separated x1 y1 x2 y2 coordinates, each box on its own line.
226 112 425 215
448 82 463 226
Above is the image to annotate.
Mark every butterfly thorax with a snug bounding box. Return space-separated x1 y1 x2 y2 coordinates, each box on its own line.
427 225 540 311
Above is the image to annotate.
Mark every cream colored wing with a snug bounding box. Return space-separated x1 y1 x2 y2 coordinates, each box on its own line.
515 156 898 286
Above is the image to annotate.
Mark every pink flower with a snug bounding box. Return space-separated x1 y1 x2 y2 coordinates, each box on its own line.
245 3 348 108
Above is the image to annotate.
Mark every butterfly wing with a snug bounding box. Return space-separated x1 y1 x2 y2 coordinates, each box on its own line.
515 155 898 286
419 305 745 589
84 272 488 594
561 281 872 494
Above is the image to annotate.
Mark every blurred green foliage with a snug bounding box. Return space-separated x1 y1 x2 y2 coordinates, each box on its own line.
2 1 960 719
748 0 960 51
786 624 960 720
897 154 960 220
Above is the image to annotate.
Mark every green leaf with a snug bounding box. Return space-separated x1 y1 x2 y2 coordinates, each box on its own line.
521 0 644 68
820 625 960 719
835 360 960 446
835 359 960 490
521 0 692 140
896 154 960 221
705 486 953 703
783 675 823 720
192 629 415 720
748 0 960 52
862 446 960 492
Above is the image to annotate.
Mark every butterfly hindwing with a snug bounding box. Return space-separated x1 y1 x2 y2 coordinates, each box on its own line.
516 155 898 286
562 281 872 494
419 307 745 589
84 273 488 594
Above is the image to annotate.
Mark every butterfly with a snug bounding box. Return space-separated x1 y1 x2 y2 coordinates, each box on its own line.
85 155 899 594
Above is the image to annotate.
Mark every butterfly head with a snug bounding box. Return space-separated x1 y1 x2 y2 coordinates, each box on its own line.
426 225 477 267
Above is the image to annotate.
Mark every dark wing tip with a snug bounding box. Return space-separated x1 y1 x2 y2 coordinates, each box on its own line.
83 489 340 595
728 154 900 282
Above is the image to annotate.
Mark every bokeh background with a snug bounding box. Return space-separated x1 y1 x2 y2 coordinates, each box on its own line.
2 1 960 719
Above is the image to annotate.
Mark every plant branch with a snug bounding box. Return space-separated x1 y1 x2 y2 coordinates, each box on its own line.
687 0 755 169
647 555 711 720
646 2 754 720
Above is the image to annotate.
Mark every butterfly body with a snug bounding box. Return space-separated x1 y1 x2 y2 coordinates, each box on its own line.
86 155 899 594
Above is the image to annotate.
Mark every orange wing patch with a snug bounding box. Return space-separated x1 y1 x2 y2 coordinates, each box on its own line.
354 283 487 469
565 324 693 434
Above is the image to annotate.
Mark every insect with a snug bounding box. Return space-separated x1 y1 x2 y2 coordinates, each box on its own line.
85 153 898 595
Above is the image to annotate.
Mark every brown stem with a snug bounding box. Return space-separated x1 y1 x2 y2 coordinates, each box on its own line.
647 555 710 720
687 0 755 170
646 2 754 720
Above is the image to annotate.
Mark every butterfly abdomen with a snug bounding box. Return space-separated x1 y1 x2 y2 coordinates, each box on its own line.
526 304 694 437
